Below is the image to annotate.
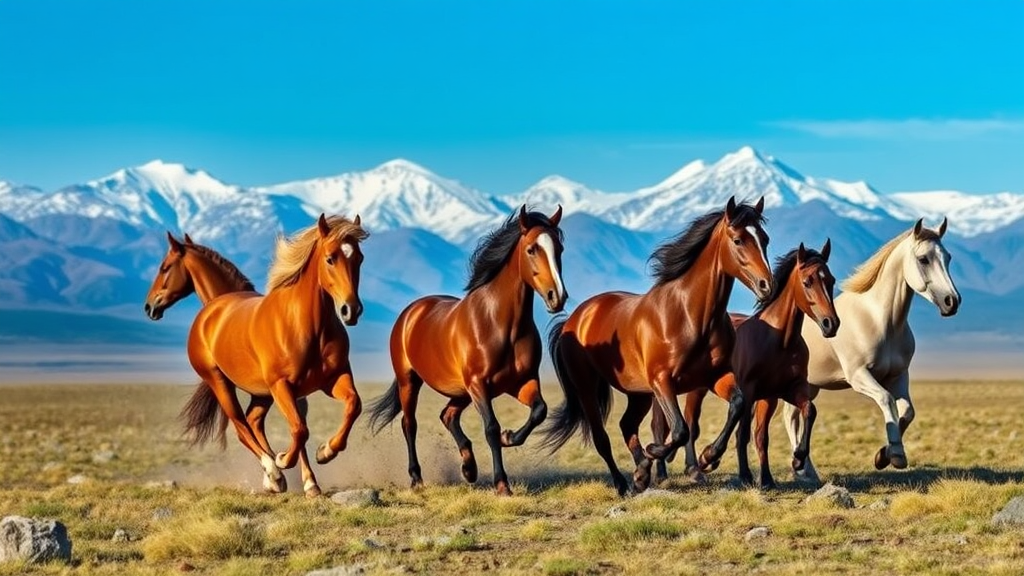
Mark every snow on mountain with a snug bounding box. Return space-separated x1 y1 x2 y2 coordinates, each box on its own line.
502 175 632 216
258 159 511 244
889 190 1024 236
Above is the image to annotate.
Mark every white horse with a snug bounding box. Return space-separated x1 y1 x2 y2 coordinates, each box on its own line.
785 218 960 482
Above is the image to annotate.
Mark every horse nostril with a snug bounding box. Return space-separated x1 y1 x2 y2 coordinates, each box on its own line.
144 303 151 314
547 290 555 302
341 304 350 318
758 279 769 291
822 318 832 329
944 295 953 307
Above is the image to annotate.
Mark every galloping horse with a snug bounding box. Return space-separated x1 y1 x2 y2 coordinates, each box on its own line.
368 206 567 496
680 240 840 488
784 219 960 481
541 198 773 495
143 232 308 465
185 214 368 497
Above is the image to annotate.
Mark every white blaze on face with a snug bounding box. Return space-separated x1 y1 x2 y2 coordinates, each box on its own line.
341 243 354 259
536 233 565 302
745 226 770 272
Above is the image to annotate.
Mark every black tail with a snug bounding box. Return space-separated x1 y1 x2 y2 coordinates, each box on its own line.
540 319 613 453
367 379 402 435
180 380 228 450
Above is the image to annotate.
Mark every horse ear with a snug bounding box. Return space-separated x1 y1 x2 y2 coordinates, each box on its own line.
549 204 563 227
518 205 529 234
938 217 948 238
353 214 361 227
798 242 807 262
167 231 185 254
318 213 331 238
725 196 737 220
913 218 924 239
755 196 765 214
183 233 194 246
821 238 832 262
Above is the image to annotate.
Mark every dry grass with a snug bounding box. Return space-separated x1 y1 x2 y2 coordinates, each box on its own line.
0 380 1022 575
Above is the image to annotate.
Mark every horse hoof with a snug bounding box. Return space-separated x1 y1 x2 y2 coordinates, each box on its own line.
315 443 335 465
264 473 287 494
275 452 291 469
873 446 891 470
686 467 708 485
890 453 908 469
644 443 667 460
495 482 512 497
410 477 424 490
500 430 516 447
761 479 777 491
738 473 755 487
304 484 323 499
461 459 478 484
633 468 651 493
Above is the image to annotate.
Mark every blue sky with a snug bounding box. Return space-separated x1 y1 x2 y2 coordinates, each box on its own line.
1 1 1021 194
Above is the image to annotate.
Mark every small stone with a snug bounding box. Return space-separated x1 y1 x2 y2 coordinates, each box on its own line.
362 538 384 550
0 516 73 563
868 497 891 511
606 505 627 518
152 508 173 521
92 450 117 464
111 528 129 543
634 488 674 499
954 535 968 545
306 566 367 576
992 496 1024 526
330 489 380 508
143 480 177 489
805 482 855 509
744 526 771 541
66 474 89 485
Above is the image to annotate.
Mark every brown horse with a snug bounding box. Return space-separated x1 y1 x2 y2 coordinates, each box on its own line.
143 232 309 470
368 206 567 496
184 214 367 497
541 197 773 495
666 240 840 488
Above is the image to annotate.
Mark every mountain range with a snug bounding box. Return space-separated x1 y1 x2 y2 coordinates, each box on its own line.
1 146 1021 359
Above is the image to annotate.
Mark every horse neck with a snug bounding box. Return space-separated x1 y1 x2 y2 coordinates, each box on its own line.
756 276 804 348
469 247 534 333
862 239 915 331
184 250 246 305
655 232 734 333
267 251 327 336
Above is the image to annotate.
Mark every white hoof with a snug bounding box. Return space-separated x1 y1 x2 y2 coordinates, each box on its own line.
275 452 290 469
263 472 287 493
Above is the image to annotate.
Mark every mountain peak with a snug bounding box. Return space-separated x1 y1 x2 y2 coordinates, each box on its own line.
373 158 432 175
720 145 773 166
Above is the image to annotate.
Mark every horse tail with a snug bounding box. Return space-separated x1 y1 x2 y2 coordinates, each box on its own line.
180 380 228 450
367 379 402 435
540 319 612 453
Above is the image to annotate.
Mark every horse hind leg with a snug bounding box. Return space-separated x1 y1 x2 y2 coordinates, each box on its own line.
753 398 778 489
398 371 424 488
468 379 512 496
440 395 476 483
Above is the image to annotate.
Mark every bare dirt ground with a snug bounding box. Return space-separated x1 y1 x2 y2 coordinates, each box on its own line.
0 380 1022 575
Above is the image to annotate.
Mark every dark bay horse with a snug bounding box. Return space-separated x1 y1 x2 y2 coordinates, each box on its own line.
185 214 367 497
676 240 840 488
368 206 567 496
541 197 772 495
143 232 309 475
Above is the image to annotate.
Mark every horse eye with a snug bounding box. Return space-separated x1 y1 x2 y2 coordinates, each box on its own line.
917 256 928 265
526 246 536 256
803 277 813 288
326 256 334 266
733 238 742 246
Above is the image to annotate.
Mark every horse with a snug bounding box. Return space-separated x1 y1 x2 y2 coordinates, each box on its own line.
184 213 368 497
541 197 773 496
675 240 840 489
783 218 960 481
367 206 567 496
143 232 309 471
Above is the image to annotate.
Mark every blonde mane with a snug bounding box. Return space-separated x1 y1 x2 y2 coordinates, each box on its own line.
842 230 912 293
266 216 368 292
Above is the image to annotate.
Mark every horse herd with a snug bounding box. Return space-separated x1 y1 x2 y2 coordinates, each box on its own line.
143 197 960 497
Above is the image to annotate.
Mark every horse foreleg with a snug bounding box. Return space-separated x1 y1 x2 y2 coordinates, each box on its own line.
784 384 817 477
245 395 274 454
267 379 309 473
696 373 742 471
892 371 915 438
734 395 754 486
644 375 689 461
440 396 476 483
848 367 906 469
753 398 778 489
501 378 548 447
621 393 654 491
682 388 709 481
469 381 511 496
316 368 363 467
782 398 820 484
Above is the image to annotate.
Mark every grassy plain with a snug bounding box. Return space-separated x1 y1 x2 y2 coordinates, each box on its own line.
0 380 1022 575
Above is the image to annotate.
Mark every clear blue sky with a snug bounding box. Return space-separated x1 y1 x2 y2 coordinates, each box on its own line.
1 1 1021 194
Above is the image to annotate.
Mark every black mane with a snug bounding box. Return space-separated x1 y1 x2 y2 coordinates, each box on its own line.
649 203 765 285
464 209 563 292
754 247 825 313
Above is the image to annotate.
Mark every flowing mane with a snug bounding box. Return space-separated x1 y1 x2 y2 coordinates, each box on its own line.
186 243 255 292
755 247 825 313
650 204 765 285
464 209 563 292
842 226 940 293
267 216 368 292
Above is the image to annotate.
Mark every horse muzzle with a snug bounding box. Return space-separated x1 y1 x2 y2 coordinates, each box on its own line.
818 316 839 338
339 301 363 326
544 288 568 314
939 293 960 317
144 301 165 321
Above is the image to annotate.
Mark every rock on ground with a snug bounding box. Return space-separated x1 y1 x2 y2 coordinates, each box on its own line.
111 529 129 543
744 526 771 541
868 497 891 511
330 489 380 508
992 496 1024 526
65 474 89 485
805 482 855 509
91 450 117 464
0 516 72 563
606 505 627 518
152 508 173 521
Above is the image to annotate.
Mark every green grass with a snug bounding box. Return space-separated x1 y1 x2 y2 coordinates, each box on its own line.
0 381 1021 575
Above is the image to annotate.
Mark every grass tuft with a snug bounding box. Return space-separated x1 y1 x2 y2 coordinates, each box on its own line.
580 517 682 549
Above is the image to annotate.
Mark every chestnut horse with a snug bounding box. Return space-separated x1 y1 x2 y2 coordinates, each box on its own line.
785 219 960 480
143 232 308 470
541 198 773 495
368 206 567 496
674 240 840 488
185 214 367 497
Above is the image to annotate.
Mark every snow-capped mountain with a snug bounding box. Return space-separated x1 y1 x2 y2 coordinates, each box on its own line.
259 159 510 245
890 190 1024 236
503 175 632 217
